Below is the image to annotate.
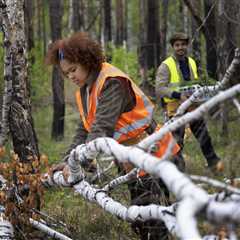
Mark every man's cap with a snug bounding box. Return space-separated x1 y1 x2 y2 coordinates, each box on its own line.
170 32 189 46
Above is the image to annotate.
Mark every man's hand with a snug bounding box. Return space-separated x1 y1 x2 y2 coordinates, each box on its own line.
180 94 188 102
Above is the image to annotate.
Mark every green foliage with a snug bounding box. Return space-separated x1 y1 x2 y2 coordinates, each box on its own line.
29 43 51 103
33 104 77 164
109 46 140 84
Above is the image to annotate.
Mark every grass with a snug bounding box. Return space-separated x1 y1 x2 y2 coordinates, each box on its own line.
30 100 240 239
1 43 239 238
31 100 138 239
0 85 238 239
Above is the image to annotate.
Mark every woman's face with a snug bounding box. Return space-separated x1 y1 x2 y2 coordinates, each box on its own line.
60 59 89 87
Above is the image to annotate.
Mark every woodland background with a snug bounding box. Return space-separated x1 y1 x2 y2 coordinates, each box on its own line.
0 0 240 239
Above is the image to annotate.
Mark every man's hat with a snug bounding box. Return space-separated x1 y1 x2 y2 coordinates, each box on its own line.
169 32 189 46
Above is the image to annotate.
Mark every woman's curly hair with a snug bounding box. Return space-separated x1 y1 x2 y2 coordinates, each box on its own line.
45 32 105 71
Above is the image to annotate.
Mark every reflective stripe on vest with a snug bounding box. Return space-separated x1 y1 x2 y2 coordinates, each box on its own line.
163 56 198 103
75 63 154 143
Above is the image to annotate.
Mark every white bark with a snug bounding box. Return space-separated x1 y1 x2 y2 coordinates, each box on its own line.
41 84 240 239
138 84 240 151
0 0 13 145
190 175 240 195
44 175 180 236
102 168 137 192
175 48 240 116
30 218 72 240
233 98 240 114
0 217 14 240
0 202 13 239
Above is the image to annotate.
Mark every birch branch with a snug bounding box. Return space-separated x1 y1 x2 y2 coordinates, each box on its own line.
43 132 240 239
190 175 240 195
30 218 72 240
0 208 14 240
137 84 240 151
0 220 14 240
49 137 207 238
44 173 180 237
102 168 138 192
175 48 240 116
233 98 240 114
90 160 115 183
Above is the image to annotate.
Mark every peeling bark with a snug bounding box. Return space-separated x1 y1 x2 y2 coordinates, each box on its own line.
0 0 39 161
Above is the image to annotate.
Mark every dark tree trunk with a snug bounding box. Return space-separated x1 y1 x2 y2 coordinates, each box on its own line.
36 0 42 43
85 1 101 39
179 0 189 33
217 0 238 139
139 0 147 89
191 0 201 68
204 0 217 80
42 0 47 55
104 0 112 40
124 0 128 46
147 0 160 70
49 0 65 140
115 0 124 46
101 0 111 48
24 0 34 52
139 0 160 97
183 0 217 79
10 102 40 162
69 0 81 32
160 0 168 62
79 0 86 30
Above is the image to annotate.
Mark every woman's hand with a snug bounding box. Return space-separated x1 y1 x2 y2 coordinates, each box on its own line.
48 162 70 183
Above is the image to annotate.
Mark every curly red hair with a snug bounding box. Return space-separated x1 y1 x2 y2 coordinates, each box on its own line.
45 32 105 71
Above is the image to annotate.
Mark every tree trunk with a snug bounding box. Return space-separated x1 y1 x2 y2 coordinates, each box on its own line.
191 0 201 68
24 0 34 52
216 0 238 140
204 0 217 80
49 0 65 140
139 0 160 97
36 0 42 43
160 0 168 62
138 0 148 90
115 0 124 46
101 0 112 54
42 0 47 56
85 1 101 39
183 0 217 79
69 0 81 33
124 0 128 47
0 0 40 161
179 0 189 34
79 0 86 30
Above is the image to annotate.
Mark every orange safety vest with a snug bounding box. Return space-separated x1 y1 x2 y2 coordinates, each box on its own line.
75 63 180 175
76 62 155 143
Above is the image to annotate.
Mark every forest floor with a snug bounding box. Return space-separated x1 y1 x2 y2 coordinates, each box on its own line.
32 95 240 240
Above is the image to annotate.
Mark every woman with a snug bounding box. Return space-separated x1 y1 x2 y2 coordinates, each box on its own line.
46 32 180 240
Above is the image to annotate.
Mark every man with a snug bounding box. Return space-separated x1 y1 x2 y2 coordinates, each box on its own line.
155 32 222 172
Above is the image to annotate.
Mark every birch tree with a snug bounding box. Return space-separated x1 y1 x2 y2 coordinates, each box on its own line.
0 0 39 161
